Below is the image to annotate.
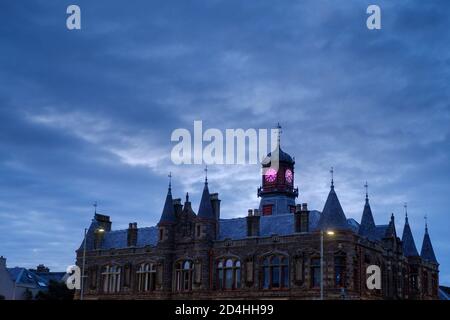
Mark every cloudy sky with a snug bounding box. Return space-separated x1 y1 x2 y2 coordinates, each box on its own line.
1 1 449 285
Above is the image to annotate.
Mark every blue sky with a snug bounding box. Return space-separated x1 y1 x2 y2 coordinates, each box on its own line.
1 1 449 285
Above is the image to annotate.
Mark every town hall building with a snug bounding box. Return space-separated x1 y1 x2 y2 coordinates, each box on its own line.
76 138 439 300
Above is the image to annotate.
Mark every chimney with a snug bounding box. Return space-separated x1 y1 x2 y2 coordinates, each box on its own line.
210 193 221 220
0 256 6 269
94 213 112 232
247 209 260 237
127 222 138 247
36 264 50 273
295 203 309 233
173 198 183 216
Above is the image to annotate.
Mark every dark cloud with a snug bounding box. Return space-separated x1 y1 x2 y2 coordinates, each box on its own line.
0 0 449 283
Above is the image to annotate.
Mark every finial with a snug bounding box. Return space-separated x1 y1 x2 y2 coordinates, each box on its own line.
424 214 428 232
93 201 98 214
186 192 189 203
168 172 172 189
404 202 408 219
204 165 208 184
330 167 334 188
364 181 369 201
276 122 282 147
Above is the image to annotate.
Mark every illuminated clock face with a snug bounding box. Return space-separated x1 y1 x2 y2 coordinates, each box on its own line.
285 169 293 184
265 168 277 183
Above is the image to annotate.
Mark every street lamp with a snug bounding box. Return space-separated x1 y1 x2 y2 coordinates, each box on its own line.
80 227 104 300
320 229 335 300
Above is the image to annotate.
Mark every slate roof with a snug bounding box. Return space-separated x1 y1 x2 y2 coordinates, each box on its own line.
159 187 176 224
401 216 419 257
219 211 321 240
6 268 63 288
316 185 351 231
359 198 376 239
198 182 215 219
262 146 294 165
421 226 438 263
100 226 158 249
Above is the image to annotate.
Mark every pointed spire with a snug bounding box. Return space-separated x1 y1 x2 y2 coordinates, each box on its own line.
93 201 98 214
198 175 215 220
158 178 176 224
384 213 397 238
401 205 419 257
359 182 376 239
317 181 350 231
421 219 438 263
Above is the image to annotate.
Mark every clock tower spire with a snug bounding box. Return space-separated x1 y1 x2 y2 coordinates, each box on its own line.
258 125 298 216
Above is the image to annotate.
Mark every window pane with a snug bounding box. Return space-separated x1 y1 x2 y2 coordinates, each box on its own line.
282 265 289 288
226 259 233 268
225 269 233 289
235 268 241 289
272 266 280 288
313 267 320 287
218 269 223 289
263 266 270 289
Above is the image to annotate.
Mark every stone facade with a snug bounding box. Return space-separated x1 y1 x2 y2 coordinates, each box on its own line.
75 145 439 300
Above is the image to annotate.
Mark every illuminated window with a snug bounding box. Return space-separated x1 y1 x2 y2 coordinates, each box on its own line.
263 205 273 216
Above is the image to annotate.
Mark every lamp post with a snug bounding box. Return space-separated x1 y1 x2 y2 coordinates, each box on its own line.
80 227 104 300
320 230 335 300
80 227 87 300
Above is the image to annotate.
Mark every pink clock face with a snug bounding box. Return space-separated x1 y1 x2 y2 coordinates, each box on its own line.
285 169 293 184
265 168 277 183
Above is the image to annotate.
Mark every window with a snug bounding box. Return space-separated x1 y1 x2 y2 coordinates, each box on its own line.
334 255 346 288
137 263 156 292
196 225 201 237
263 205 273 216
423 271 429 295
175 260 193 292
159 228 164 241
102 265 121 293
261 255 289 289
311 258 320 288
217 258 241 290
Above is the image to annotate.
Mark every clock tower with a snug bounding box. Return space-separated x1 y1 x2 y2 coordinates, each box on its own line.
258 125 298 215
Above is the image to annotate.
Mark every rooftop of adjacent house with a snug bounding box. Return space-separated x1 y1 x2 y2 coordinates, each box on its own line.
6 267 65 288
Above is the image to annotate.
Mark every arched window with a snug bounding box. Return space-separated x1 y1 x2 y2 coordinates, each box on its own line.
175 260 193 292
137 263 156 292
261 255 289 289
216 258 241 290
102 265 121 293
334 255 346 288
310 258 320 288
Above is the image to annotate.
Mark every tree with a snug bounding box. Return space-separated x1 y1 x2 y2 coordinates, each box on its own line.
35 280 74 300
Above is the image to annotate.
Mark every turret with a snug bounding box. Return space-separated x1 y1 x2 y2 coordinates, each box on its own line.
316 169 350 232
196 169 218 240
401 205 419 257
157 177 176 244
359 182 376 239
